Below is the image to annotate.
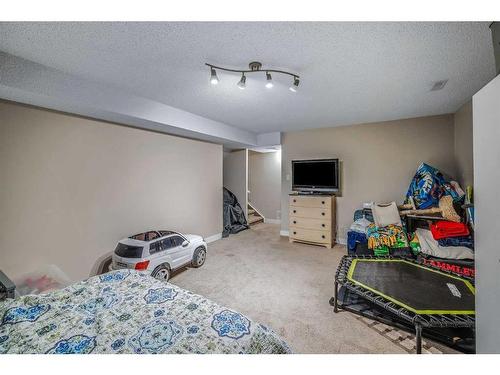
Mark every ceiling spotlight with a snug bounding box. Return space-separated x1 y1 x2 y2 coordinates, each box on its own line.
289 77 299 92
210 68 219 85
237 74 246 90
265 72 274 89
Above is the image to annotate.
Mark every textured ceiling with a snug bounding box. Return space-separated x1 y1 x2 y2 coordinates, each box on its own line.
0 22 496 133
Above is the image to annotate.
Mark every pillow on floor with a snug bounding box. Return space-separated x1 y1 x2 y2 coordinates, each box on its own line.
415 228 474 260
372 202 402 228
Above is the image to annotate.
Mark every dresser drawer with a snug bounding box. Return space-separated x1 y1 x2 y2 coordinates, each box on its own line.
290 206 331 219
289 217 331 231
290 195 331 208
289 227 331 244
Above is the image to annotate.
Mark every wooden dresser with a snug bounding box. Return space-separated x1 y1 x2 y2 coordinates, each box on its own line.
289 194 336 248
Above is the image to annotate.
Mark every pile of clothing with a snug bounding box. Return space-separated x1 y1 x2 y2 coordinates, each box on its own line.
431 221 473 248
347 162 474 262
403 163 474 260
366 202 409 256
366 223 408 256
347 216 371 254
347 201 410 256
410 221 474 260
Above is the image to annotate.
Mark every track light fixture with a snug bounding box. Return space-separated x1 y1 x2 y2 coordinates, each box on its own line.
237 74 246 89
210 67 219 85
206 61 299 92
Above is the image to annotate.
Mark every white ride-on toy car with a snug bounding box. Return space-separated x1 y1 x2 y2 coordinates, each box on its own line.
110 230 207 281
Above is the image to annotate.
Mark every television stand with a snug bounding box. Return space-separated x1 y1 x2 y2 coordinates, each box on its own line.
288 193 336 248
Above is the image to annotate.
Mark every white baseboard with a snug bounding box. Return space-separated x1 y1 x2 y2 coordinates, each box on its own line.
205 233 222 243
336 237 347 245
264 218 281 225
280 230 289 237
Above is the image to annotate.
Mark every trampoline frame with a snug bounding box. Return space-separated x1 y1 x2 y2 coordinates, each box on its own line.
332 255 475 354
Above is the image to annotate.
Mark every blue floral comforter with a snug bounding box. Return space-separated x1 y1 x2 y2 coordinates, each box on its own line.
0 270 291 354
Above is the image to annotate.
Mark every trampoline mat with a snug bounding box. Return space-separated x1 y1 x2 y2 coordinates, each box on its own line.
336 286 475 353
347 259 475 315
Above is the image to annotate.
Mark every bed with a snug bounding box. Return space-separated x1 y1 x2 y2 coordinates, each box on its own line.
0 270 291 354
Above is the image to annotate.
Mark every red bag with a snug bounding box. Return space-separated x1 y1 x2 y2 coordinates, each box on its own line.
430 221 469 240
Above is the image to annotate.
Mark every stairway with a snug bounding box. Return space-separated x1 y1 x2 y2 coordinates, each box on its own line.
247 203 264 226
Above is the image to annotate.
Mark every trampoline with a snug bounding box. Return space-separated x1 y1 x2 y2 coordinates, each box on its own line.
332 256 475 353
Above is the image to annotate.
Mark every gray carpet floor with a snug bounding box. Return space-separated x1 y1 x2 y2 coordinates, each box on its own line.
170 223 410 353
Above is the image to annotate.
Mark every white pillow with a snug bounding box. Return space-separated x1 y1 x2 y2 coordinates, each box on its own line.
371 201 402 228
415 228 474 260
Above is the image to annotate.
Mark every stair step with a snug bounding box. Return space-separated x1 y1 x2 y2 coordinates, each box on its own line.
248 208 256 214
248 214 264 225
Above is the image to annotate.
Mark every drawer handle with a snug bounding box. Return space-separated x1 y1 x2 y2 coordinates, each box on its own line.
293 231 297 235
322 235 325 239
322 224 325 227
293 221 297 224
322 201 325 204
293 210 297 213
321 212 325 216
293 199 296 203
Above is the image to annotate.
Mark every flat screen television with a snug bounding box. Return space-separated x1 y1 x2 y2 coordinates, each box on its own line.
292 159 340 193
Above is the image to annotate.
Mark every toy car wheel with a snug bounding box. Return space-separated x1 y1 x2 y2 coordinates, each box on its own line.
152 264 170 281
192 247 206 268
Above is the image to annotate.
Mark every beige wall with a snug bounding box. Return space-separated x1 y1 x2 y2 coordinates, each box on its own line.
248 151 281 220
454 100 474 188
281 115 456 241
0 100 223 281
223 149 248 218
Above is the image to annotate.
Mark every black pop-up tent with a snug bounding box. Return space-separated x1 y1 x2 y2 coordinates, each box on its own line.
222 187 248 238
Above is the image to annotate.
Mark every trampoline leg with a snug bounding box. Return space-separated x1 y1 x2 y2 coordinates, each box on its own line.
415 323 422 354
333 281 339 313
